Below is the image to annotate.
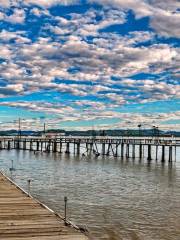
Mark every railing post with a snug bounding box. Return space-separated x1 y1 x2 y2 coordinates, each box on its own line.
64 196 68 225
27 179 31 195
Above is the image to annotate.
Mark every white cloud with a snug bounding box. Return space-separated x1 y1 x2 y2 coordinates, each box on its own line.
89 0 180 38
25 0 80 8
0 84 24 96
150 10 180 38
0 32 178 103
0 45 12 59
0 101 179 131
0 1 179 109
0 0 12 8
89 0 153 18
3 8 26 24
0 101 74 115
30 7 50 17
0 30 31 43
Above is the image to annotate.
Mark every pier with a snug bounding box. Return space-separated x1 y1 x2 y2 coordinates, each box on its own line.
0 172 88 239
0 136 179 162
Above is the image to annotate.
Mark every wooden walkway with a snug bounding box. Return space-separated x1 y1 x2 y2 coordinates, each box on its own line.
0 173 88 240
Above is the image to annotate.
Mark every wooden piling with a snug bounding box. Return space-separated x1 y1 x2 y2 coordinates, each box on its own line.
126 144 129 158
102 143 106 155
77 143 80 155
0 136 179 162
132 144 135 159
106 143 111 156
59 141 62 153
139 144 142 159
65 143 70 154
155 145 158 161
161 145 165 162
36 141 39 151
147 145 152 161
169 146 172 162
121 143 124 158
115 144 118 157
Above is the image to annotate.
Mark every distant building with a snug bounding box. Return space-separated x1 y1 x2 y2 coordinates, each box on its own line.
42 132 65 138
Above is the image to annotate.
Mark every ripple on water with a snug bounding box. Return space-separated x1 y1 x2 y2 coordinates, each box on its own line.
0 149 180 240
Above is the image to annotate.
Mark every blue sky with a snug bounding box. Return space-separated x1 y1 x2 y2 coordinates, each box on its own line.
0 0 179 131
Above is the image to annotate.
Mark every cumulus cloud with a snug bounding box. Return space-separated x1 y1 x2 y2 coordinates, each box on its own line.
150 10 180 38
0 101 74 115
25 0 80 8
0 32 179 102
0 0 13 8
0 0 179 130
0 101 179 131
30 8 50 17
89 0 180 38
0 45 12 59
0 30 31 43
89 0 152 18
3 8 26 24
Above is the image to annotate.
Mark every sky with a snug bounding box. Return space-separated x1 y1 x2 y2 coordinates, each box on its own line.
0 0 179 131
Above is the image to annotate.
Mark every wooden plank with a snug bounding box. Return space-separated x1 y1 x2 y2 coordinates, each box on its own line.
2 235 88 240
0 173 88 240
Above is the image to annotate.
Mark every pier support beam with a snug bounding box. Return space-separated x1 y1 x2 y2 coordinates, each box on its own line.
46 141 51 152
139 144 142 159
147 145 152 161
36 141 39 151
53 141 57 152
30 141 33 151
40 141 43 151
132 144 135 159
23 141 26 150
126 144 129 158
77 143 80 155
65 142 70 154
155 146 158 161
59 142 62 153
121 143 124 158
90 143 93 153
161 145 165 162
7 141 11 150
115 144 118 157
16 140 20 150
102 143 106 155
169 146 172 162
106 144 111 156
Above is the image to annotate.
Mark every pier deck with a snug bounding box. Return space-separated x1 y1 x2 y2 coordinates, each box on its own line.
0 173 88 240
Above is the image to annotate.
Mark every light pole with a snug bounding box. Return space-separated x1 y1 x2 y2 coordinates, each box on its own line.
44 123 46 135
18 118 21 139
138 124 141 137
152 126 158 138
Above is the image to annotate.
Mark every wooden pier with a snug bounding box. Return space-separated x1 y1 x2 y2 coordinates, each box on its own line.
0 172 88 240
0 136 180 162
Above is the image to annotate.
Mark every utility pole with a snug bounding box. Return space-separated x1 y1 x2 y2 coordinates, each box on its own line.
152 125 158 138
138 124 141 137
18 118 21 139
44 123 46 135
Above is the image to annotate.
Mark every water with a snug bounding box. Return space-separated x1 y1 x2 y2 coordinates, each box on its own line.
0 148 180 240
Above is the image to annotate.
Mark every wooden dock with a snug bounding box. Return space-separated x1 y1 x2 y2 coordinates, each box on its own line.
0 172 88 240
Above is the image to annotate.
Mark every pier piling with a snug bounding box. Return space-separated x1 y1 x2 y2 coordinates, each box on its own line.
0 136 179 162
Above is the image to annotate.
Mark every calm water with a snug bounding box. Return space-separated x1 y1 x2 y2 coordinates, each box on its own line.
0 147 180 240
